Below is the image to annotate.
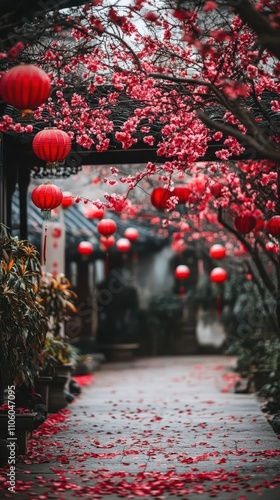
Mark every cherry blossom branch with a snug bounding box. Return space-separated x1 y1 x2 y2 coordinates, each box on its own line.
230 0 280 61
103 30 143 73
218 207 276 295
197 110 280 163
148 73 230 109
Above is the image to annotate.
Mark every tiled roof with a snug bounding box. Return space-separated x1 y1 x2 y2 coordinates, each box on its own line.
11 189 167 257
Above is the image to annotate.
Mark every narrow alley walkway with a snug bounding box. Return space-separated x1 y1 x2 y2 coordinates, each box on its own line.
2 355 280 499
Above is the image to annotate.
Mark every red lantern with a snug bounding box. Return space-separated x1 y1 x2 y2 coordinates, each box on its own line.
210 267 228 283
31 182 63 219
265 241 278 253
124 228 139 263
98 223 116 276
234 215 256 234
31 182 63 267
61 191 73 209
174 265 190 280
116 238 131 253
32 128 72 167
124 227 139 241
209 244 226 260
172 185 191 204
0 64 51 112
97 219 117 237
266 216 280 238
84 204 105 219
210 182 224 198
100 235 115 250
150 187 172 209
254 218 264 231
77 241 94 256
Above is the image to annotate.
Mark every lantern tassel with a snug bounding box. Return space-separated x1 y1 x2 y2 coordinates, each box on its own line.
179 285 185 299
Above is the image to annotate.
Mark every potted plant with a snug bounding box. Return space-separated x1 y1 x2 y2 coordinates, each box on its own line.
0 224 49 456
36 272 78 339
36 273 80 412
36 273 78 377
39 332 80 412
40 332 80 375
0 224 48 394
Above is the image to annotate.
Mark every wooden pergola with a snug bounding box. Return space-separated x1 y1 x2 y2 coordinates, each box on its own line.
1 125 264 240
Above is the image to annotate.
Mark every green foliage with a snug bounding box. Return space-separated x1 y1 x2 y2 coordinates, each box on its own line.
37 273 77 337
228 337 280 375
148 291 184 319
40 332 80 375
36 273 79 372
0 224 48 386
221 275 276 342
222 274 278 385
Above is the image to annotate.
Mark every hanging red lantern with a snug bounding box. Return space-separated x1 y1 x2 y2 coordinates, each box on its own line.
209 244 226 260
234 215 256 234
210 267 228 283
32 128 72 168
210 182 224 198
97 218 117 237
61 191 73 209
172 185 191 204
31 182 63 267
0 64 51 112
174 265 191 280
77 241 94 256
31 182 63 219
265 241 278 253
116 238 131 253
210 266 227 318
100 235 115 250
266 215 280 238
84 204 105 219
254 218 264 231
124 227 139 241
174 264 190 298
124 228 139 263
98 222 116 276
150 187 172 210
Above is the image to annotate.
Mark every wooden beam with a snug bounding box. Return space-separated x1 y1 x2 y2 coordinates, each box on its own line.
22 142 265 169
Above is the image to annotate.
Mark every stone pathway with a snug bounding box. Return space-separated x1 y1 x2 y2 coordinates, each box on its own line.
1 355 280 499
